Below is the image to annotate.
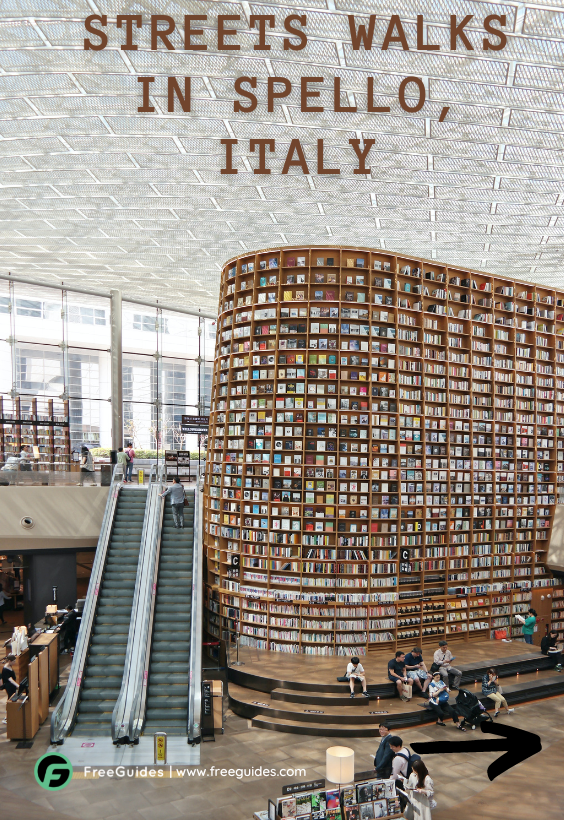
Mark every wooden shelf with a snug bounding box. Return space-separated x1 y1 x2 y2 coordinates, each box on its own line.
204 246 564 655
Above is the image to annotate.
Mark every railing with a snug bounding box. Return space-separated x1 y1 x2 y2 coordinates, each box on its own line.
188 471 203 745
112 464 165 743
50 463 124 744
111 464 158 743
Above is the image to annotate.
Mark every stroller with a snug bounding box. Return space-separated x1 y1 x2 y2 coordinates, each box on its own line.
455 688 493 730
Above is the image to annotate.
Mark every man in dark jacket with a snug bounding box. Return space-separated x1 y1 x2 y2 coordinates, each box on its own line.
59 605 78 653
541 630 562 671
374 723 394 778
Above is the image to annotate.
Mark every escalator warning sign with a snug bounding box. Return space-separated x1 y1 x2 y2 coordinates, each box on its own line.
154 733 167 764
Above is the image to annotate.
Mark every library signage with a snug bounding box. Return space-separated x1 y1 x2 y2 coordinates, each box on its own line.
181 414 209 434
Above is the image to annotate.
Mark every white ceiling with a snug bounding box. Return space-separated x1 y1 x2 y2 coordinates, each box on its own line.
1 1 564 314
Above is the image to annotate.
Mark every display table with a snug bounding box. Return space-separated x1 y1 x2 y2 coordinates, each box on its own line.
12 649 29 684
30 632 59 695
6 654 39 740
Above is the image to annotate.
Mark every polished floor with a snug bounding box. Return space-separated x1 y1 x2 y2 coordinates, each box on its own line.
1 656 563 820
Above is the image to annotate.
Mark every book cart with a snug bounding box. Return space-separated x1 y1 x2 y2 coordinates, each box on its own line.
203 246 564 656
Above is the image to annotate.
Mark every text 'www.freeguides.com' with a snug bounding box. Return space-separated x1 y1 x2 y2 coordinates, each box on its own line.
80 766 307 780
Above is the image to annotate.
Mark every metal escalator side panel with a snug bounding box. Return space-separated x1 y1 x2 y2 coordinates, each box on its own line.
188 474 203 744
130 469 165 740
50 464 124 744
112 464 166 742
111 466 156 742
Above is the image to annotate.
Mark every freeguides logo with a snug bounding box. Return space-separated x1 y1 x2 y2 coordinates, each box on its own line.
34 752 73 791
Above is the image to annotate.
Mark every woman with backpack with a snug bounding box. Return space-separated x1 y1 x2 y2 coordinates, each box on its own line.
482 667 515 718
427 671 466 730
404 759 436 820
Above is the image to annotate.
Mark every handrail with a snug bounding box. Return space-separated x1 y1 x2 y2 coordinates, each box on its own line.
188 472 203 744
51 463 124 744
130 462 165 741
113 463 165 742
111 465 157 742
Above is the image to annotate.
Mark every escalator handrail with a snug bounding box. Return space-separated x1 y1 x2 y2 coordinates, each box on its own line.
128 462 166 740
50 463 124 743
188 472 203 744
111 464 156 741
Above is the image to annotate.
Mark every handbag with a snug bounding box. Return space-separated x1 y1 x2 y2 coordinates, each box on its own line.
494 629 507 640
438 688 449 703
430 662 441 674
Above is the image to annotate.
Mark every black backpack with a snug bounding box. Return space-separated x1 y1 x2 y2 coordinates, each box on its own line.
396 748 421 778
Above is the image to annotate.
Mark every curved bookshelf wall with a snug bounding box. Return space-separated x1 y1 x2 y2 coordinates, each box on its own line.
203 246 564 656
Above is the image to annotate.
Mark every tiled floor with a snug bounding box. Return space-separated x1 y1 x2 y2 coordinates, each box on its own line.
1 679 563 820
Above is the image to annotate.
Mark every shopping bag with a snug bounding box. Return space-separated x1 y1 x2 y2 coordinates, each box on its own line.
402 682 412 700
494 629 507 640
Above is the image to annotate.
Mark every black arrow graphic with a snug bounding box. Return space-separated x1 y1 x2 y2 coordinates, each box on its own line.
411 721 542 781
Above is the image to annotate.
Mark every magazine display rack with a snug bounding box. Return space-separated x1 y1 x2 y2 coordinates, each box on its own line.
204 246 563 656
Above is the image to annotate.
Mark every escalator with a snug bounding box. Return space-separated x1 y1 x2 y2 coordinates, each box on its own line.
143 490 195 735
73 488 148 736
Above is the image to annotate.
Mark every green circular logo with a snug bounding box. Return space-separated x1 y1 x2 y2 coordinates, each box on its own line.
34 752 73 791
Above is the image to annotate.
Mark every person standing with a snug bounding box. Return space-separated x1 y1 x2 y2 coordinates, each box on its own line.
518 608 537 644
541 629 562 671
374 723 394 778
0 588 11 625
2 655 17 723
59 605 78 654
124 442 135 483
160 476 185 529
482 667 515 718
433 640 462 689
404 759 435 820
427 671 466 730
346 656 369 698
79 446 96 485
404 647 430 696
116 447 128 480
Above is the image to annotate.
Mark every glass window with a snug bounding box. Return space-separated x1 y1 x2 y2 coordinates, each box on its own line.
133 314 169 333
68 305 106 326
0 296 9 314
16 299 42 317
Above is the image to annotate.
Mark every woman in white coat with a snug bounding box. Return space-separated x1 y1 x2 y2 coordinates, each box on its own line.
403 759 435 820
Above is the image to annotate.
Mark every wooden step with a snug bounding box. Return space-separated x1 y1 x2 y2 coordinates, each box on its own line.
270 688 393 706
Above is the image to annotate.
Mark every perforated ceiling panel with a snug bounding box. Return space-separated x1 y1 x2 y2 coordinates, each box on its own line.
1 2 564 311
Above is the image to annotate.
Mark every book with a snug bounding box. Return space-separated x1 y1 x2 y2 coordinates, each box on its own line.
278 796 297 818
345 808 360 820
341 787 357 807
314 290 324 300
259 260 266 270
317 257 325 265
347 258 354 267
286 275 295 284
326 789 341 810
356 258 365 267
248 262 254 272
357 784 373 803
372 800 387 818
287 256 296 267
387 797 401 816
297 256 306 266
359 804 375 820
284 291 293 301
296 793 312 815
327 257 334 265
374 260 381 269
269 257 279 268
315 273 325 283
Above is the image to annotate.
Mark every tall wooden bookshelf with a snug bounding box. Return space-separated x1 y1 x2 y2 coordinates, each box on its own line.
203 246 563 656
0 396 70 471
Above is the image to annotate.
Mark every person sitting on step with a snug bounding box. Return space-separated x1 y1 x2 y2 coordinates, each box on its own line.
388 650 414 701
346 656 370 698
